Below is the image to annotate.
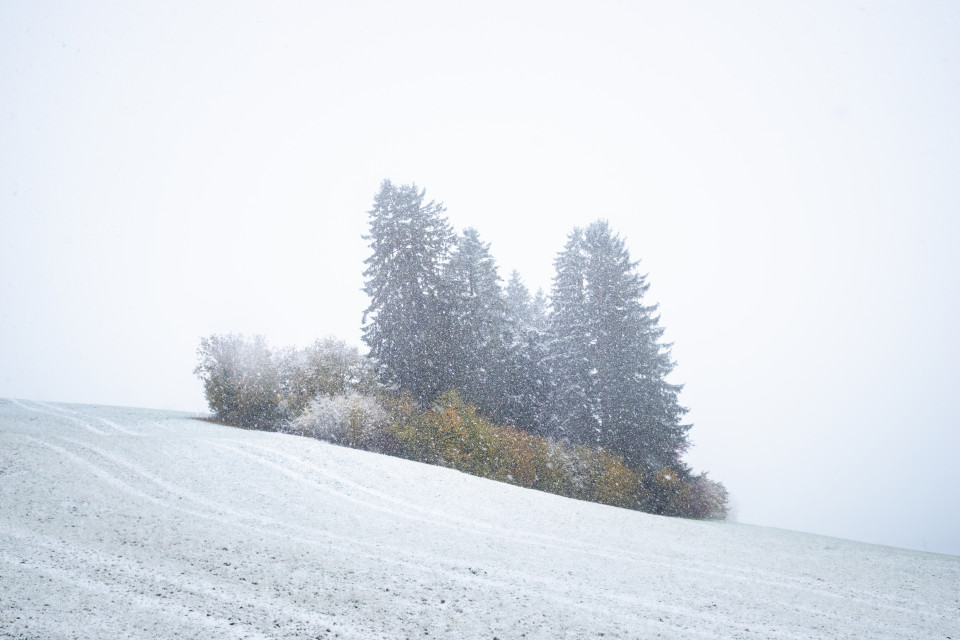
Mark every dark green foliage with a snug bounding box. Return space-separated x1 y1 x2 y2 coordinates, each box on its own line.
546 220 690 470
498 272 551 434
439 228 509 417
361 180 454 405
194 334 283 429
545 227 596 443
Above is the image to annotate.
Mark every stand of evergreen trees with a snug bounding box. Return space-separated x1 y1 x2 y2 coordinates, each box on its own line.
194 179 728 520
362 179 690 475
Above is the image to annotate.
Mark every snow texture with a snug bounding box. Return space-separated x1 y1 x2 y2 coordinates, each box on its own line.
1 399 956 639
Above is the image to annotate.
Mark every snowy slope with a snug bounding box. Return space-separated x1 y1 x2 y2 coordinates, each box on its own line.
0 400 956 640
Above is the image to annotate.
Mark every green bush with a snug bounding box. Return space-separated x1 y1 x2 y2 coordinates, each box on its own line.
194 334 283 429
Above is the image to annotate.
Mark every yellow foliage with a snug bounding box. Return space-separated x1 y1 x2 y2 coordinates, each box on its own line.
371 390 723 520
591 452 642 509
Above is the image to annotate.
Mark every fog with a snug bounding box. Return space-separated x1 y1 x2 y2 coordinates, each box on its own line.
2 1 957 555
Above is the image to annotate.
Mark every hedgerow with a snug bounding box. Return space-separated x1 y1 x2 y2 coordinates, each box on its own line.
196 336 728 520
337 390 725 519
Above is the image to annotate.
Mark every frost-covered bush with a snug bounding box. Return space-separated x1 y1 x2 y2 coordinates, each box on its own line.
292 392 389 450
277 338 379 421
195 334 379 430
194 334 283 429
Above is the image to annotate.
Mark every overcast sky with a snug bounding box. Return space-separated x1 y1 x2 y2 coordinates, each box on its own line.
2 1 958 555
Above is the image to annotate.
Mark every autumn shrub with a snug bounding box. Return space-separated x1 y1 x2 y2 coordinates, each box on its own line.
526 439 572 496
381 393 439 463
590 450 644 509
377 391 656 512
291 392 389 450
491 426 539 487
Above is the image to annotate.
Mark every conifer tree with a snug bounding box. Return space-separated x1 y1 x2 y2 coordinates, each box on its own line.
439 228 507 414
499 271 550 433
546 227 596 443
361 180 453 404
546 220 689 470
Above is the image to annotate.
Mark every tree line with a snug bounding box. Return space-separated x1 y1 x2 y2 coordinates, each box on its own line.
194 179 728 520
362 180 688 472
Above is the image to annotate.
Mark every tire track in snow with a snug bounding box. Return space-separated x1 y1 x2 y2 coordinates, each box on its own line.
219 437 946 629
235 438 782 592
10 405 940 635
21 435 176 508
4 396 880 611
212 439 619 561
220 438 636 560
6 436 494 636
38 431 913 639
10 399 110 435
17 419 735 621
228 438 798 582
22 399 143 436
0 552 274 640
6 403 950 639
15 431 538 606
55 435 273 524
1 444 687 640
18 434 394 559
205 441 694 627
0 526 350 640
208 440 805 638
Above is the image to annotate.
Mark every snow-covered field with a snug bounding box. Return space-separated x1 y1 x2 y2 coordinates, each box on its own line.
0 399 956 639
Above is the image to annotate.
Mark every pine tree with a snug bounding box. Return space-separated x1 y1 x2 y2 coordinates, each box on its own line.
546 220 689 470
498 271 550 433
546 227 596 443
361 180 453 404
439 228 507 414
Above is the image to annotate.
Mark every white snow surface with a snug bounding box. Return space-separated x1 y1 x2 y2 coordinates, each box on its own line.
1 399 956 640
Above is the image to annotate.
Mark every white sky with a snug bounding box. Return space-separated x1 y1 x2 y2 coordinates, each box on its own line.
2 1 958 555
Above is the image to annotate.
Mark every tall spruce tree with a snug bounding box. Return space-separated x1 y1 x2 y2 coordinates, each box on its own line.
546 227 595 442
361 180 453 404
499 271 550 433
546 220 689 470
439 228 507 414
